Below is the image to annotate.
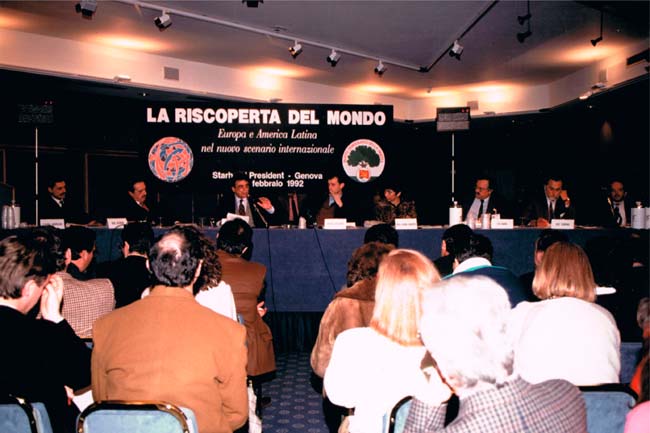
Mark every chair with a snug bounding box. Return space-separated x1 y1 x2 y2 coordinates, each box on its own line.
619 341 642 384
0 395 54 433
580 384 637 433
76 401 198 433
384 396 412 433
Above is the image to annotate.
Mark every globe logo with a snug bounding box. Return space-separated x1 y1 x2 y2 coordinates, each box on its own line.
148 137 194 183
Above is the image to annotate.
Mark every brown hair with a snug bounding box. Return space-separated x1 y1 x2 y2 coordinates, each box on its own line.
370 249 441 345
346 241 394 287
532 242 596 302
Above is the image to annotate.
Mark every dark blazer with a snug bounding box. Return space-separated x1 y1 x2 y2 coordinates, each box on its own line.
596 197 633 228
39 195 91 224
117 198 152 223
215 195 277 228
0 306 91 433
521 194 575 225
275 192 309 225
463 193 511 219
96 255 152 308
312 193 365 227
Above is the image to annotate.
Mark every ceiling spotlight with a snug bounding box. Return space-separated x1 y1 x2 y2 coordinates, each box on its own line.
374 60 387 76
517 13 532 25
289 41 302 58
590 36 603 47
448 40 463 60
326 49 341 67
75 0 97 18
242 0 263 7
154 12 172 30
517 29 532 43
591 9 604 47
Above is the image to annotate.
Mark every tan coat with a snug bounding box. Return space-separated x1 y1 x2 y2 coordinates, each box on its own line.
218 250 276 377
92 286 248 433
310 278 376 378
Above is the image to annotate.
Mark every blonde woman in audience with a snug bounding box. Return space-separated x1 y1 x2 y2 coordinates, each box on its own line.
324 249 448 433
509 241 621 385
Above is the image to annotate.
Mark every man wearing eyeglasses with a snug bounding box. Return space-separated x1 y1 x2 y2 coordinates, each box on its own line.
464 175 510 222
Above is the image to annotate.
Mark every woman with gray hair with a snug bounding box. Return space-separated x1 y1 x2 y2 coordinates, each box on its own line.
404 276 587 433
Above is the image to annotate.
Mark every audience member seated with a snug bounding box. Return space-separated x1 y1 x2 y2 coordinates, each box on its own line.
363 223 399 247
0 229 91 433
373 181 417 224
446 233 528 307
59 226 114 338
96 222 153 308
624 355 649 433
629 297 649 396
324 249 446 433
403 276 587 433
433 224 473 278
92 225 248 433
519 229 568 298
509 242 621 386
311 241 394 432
216 219 276 413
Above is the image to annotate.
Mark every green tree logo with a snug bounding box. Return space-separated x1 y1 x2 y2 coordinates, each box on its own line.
346 145 380 168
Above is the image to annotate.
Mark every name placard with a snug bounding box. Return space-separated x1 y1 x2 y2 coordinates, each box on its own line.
491 219 514 229
106 218 128 229
395 218 418 230
551 219 575 230
39 218 65 229
324 218 347 230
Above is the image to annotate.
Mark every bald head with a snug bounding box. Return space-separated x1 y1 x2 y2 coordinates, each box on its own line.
149 227 203 288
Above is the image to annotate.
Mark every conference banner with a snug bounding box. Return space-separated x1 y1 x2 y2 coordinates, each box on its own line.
140 102 393 198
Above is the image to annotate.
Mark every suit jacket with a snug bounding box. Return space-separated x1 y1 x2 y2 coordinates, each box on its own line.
39 195 91 224
216 195 277 228
596 197 633 228
92 286 248 433
218 250 276 377
403 377 586 433
313 193 364 227
521 194 575 225
95 255 152 308
59 271 115 338
0 306 91 433
462 193 511 220
275 192 309 225
114 197 153 223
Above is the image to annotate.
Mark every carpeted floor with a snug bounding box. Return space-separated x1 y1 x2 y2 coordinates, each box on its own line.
262 352 329 433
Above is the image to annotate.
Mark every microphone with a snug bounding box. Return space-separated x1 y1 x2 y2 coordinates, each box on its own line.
252 201 269 228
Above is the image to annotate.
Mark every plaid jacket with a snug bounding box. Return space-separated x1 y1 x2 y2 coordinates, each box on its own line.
404 377 587 433
59 271 115 338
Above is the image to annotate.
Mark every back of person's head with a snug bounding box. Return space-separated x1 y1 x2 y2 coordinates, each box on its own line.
62 226 96 259
216 219 252 255
370 249 441 345
535 229 569 253
455 233 493 263
121 222 154 255
0 229 63 299
442 224 473 259
420 276 514 390
364 223 399 247
193 227 222 295
533 241 596 302
149 225 203 288
346 241 394 287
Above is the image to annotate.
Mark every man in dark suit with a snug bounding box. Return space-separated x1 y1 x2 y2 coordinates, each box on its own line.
216 173 277 228
117 177 154 223
598 179 633 227
463 175 510 221
0 229 91 433
313 173 364 227
96 222 153 308
40 177 93 224
521 174 575 227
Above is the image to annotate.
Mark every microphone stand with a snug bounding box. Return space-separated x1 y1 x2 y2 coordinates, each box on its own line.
252 202 269 228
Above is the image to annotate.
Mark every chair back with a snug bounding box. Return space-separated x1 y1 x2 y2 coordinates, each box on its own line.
580 384 637 433
384 396 412 433
0 395 54 433
76 401 198 433
619 342 642 384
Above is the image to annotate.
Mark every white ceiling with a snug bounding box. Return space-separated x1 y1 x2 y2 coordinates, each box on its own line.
0 0 648 101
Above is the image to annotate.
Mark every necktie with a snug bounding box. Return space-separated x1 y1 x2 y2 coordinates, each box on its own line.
613 203 622 226
548 201 554 221
238 199 246 216
140 202 149 212
477 200 484 218
58 200 64 208
288 193 294 221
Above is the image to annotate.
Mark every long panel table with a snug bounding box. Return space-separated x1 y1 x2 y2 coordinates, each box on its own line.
94 227 631 312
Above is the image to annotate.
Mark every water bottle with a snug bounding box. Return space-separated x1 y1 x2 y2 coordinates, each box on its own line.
631 202 645 229
449 201 463 226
